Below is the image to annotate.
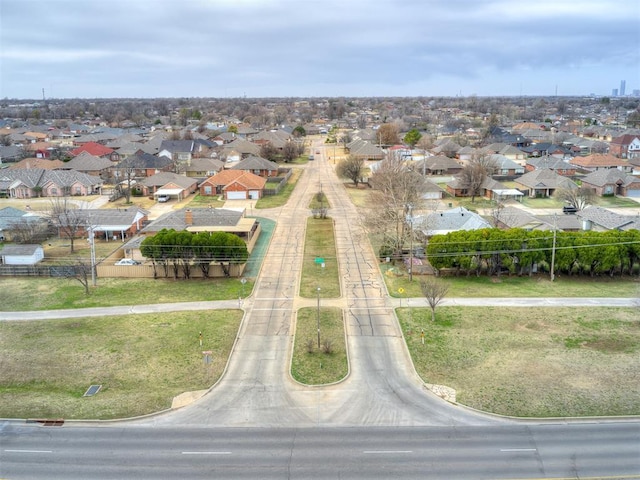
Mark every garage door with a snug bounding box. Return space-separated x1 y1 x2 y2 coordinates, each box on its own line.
627 189 640 198
249 191 260 200
227 191 247 200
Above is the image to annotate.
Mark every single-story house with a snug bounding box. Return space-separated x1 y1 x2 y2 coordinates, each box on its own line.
580 169 640 198
0 169 103 198
576 206 640 232
199 170 267 200
413 155 462 175
1 244 44 265
140 172 198 200
414 206 492 237
514 169 578 198
569 154 632 173
231 155 280 177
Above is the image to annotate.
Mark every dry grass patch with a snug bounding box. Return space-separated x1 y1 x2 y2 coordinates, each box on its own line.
399 306 640 417
0 310 242 420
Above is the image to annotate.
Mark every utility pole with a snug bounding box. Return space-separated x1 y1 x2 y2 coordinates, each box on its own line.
407 204 414 282
316 287 321 348
550 214 557 282
88 224 96 286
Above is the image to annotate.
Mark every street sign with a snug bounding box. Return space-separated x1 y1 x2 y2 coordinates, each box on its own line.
314 257 325 264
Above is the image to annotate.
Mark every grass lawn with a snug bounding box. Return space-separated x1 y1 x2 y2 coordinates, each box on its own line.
0 277 252 311
300 217 340 298
398 306 640 417
382 267 640 298
255 168 302 209
0 310 242 420
291 307 347 385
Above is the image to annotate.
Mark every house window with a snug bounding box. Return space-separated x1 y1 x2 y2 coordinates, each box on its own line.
51 188 58 196
204 186 212 195
253 169 260 175
75 187 82 195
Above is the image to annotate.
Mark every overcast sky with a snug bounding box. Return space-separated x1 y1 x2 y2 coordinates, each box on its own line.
1 0 639 99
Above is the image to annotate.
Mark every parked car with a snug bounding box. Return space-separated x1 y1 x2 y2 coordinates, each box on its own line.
562 205 578 214
157 194 170 203
115 258 140 265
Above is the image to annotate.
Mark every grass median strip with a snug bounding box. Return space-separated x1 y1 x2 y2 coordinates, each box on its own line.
0 310 242 420
291 307 347 385
398 306 640 417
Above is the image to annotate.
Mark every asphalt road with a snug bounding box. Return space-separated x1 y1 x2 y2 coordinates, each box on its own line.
1 143 639 478
2 422 639 479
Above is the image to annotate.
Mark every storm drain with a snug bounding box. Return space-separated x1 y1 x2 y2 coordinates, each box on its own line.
83 385 102 397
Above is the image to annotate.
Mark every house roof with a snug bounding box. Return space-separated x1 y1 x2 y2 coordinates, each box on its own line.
0 168 103 189
141 172 198 189
1 244 43 256
159 140 195 154
231 155 279 172
141 207 245 233
581 169 640 187
515 169 577 189
526 156 573 171
64 151 114 171
116 152 173 170
7 158 65 170
570 153 628 168
416 206 492 236
203 170 267 189
221 138 261 156
577 206 640 231
70 207 148 232
70 142 114 157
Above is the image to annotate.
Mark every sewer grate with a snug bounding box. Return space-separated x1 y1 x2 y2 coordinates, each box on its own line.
83 385 102 397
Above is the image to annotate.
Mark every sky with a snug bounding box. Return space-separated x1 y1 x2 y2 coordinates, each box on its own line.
1 0 639 100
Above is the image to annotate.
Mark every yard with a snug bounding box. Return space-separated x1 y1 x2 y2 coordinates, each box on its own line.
0 310 242 420
398 306 640 417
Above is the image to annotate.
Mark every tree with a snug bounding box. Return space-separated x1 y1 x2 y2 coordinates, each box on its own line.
260 142 280 162
292 125 306 138
336 155 365 187
48 196 86 253
376 123 400 146
367 158 426 258
455 154 497 203
282 140 298 163
420 277 449 322
227 124 238 134
403 129 422 148
555 185 594 210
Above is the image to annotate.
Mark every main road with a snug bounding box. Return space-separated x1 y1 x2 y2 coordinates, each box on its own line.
1 143 639 479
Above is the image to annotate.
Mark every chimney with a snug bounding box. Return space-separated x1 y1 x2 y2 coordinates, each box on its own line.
185 209 193 225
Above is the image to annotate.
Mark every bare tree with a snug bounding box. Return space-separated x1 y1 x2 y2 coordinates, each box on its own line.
366 158 426 258
554 185 595 210
48 197 86 253
5 217 50 244
62 259 92 295
336 155 365 187
376 123 400 146
456 154 497 203
420 277 449 322
282 140 298 163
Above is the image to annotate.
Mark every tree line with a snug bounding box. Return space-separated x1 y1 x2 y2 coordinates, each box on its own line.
140 229 248 279
426 228 640 278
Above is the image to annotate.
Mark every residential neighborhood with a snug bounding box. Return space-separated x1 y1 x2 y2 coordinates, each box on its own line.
1 95 640 277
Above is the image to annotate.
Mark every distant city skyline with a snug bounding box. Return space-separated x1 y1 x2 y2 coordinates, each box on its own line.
1 0 639 100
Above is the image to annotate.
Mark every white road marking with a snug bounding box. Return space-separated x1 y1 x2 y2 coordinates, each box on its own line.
4 449 53 453
500 448 537 452
182 451 231 455
363 450 413 454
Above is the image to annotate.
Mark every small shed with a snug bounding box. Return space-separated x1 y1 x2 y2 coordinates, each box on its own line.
1 244 45 265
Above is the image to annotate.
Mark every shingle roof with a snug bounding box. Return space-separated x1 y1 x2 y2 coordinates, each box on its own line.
64 151 113 171
577 206 640 231
70 142 114 157
231 155 278 172
141 208 243 233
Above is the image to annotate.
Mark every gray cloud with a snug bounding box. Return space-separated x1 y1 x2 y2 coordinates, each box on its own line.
1 0 638 98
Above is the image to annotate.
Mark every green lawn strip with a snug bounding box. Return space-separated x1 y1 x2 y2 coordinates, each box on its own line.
0 277 253 311
0 310 241 420
291 307 347 385
382 265 640 298
255 168 301 209
184 193 226 208
398 306 640 417
300 217 340 298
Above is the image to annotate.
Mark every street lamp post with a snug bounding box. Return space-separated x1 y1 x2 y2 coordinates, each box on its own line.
316 286 321 348
550 214 557 282
240 277 247 298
